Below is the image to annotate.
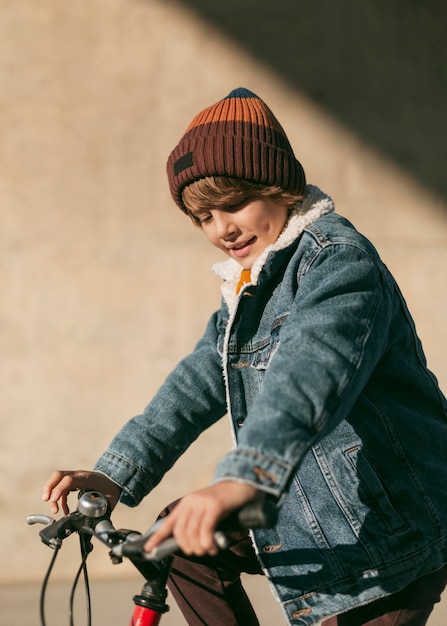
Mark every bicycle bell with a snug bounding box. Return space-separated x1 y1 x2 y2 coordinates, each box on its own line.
77 491 108 518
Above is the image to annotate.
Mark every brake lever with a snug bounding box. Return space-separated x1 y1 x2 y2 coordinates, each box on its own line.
30 511 85 549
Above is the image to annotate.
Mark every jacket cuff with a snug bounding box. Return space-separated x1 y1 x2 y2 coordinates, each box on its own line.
94 450 153 507
211 448 292 497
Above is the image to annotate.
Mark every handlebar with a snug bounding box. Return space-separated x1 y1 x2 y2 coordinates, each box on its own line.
27 492 279 625
27 491 279 562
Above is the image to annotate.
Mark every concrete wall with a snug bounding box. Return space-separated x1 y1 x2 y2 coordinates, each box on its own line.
1 0 446 583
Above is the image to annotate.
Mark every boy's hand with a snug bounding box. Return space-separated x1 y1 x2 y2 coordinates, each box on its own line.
144 481 261 557
42 470 121 515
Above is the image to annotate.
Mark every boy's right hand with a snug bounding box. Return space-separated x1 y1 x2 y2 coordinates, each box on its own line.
42 470 122 515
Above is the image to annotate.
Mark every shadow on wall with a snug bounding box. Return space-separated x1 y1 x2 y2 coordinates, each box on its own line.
172 0 447 205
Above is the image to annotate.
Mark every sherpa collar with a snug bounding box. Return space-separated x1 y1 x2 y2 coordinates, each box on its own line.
212 185 335 311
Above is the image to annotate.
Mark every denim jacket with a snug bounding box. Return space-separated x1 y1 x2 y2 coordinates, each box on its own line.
95 186 447 625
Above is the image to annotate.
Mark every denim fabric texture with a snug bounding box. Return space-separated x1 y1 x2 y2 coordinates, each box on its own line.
95 186 447 625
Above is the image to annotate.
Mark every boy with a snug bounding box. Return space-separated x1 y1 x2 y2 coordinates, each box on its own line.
43 88 447 625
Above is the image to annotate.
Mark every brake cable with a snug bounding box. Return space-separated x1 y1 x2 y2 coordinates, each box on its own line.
68 534 93 626
39 543 60 626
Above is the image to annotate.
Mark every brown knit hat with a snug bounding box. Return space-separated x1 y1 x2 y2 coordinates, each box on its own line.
166 87 306 213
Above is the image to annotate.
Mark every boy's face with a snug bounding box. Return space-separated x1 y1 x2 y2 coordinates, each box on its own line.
189 197 290 270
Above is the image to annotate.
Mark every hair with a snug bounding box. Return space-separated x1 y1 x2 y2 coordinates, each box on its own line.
182 176 304 226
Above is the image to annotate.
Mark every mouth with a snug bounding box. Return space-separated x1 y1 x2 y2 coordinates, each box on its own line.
229 236 256 254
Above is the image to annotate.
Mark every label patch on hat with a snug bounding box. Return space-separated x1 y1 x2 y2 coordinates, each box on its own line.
174 152 194 175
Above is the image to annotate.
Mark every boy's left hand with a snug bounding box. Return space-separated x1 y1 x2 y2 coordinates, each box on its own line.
144 481 261 557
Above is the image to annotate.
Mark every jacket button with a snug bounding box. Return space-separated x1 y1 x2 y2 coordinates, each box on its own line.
236 418 244 427
262 543 282 553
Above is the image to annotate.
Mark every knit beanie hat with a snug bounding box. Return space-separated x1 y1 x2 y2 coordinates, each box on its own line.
166 87 306 213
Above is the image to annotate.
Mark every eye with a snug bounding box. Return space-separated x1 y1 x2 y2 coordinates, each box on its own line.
198 212 213 224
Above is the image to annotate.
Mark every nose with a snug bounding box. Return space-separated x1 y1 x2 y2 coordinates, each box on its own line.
213 212 238 241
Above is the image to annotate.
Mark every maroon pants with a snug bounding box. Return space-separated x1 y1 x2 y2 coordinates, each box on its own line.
159 506 447 626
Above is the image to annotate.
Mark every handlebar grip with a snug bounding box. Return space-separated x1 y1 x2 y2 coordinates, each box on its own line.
27 514 54 527
119 531 229 562
219 496 279 532
146 531 230 561
111 497 279 563
234 497 278 529
117 534 179 561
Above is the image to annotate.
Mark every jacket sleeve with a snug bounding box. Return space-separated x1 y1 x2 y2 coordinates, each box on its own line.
94 310 227 506
212 241 391 498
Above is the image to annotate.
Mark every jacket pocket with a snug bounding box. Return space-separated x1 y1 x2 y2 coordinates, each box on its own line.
251 314 288 371
344 445 407 534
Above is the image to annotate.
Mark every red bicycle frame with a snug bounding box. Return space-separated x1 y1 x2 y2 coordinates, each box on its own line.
130 605 163 626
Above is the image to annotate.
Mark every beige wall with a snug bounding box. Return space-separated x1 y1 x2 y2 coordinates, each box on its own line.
1 0 446 583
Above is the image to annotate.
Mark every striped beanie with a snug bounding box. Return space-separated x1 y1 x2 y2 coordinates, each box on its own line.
167 87 306 213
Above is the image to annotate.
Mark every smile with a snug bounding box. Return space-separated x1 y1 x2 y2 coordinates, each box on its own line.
230 236 256 251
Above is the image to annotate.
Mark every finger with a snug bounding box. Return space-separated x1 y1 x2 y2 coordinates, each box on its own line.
48 475 76 501
42 470 69 501
173 501 217 556
144 516 176 552
191 500 222 555
44 475 79 515
61 492 70 515
48 498 60 515
198 511 220 555
174 508 196 555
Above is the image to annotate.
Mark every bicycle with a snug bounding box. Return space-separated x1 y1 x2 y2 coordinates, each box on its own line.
27 491 278 626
